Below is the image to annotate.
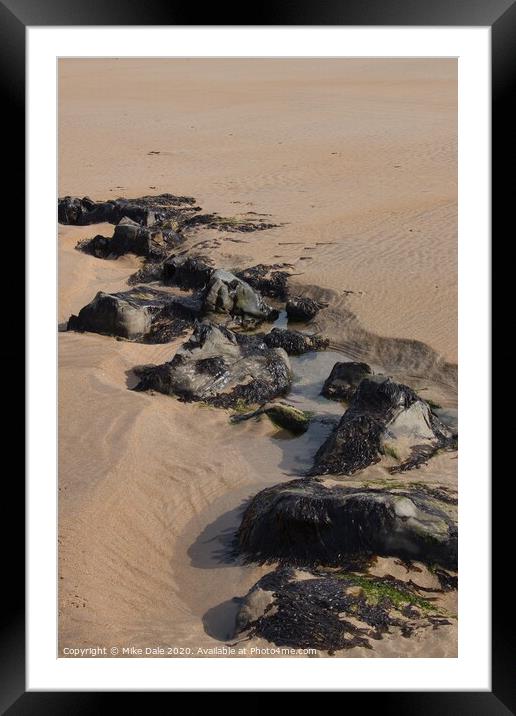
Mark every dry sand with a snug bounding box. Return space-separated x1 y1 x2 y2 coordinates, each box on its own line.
58 59 457 658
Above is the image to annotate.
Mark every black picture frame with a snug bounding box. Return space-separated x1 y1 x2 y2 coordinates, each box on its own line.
5 0 503 708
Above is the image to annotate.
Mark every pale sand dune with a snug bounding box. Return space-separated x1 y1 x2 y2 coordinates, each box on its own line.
58 59 457 658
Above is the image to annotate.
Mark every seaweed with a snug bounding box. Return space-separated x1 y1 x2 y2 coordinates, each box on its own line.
235 264 292 300
182 213 279 233
262 328 329 355
236 566 451 654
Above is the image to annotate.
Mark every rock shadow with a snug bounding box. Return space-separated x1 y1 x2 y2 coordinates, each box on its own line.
186 498 251 569
202 598 242 642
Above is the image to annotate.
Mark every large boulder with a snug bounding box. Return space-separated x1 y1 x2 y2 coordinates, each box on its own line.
236 478 457 569
321 361 372 401
262 328 329 355
133 322 292 408
67 286 201 342
203 269 279 326
58 193 198 227
311 375 454 475
286 296 325 322
77 217 183 260
233 565 454 653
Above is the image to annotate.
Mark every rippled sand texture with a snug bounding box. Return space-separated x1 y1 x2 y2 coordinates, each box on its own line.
58 59 457 657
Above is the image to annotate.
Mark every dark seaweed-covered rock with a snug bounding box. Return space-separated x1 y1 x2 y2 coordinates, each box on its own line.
286 296 325 322
58 193 198 227
233 565 452 653
127 254 214 288
182 213 278 232
162 255 214 290
203 269 279 326
321 361 372 401
77 217 183 260
235 264 291 300
128 259 286 297
133 321 291 408
127 262 166 286
67 286 202 342
236 478 457 569
311 376 453 476
263 328 329 356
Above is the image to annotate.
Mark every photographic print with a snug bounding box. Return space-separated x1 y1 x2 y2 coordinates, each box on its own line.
58 58 458 660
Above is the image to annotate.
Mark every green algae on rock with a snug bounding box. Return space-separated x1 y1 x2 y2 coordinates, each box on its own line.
232 565 453 654
230 403 311 435
264 405 311 434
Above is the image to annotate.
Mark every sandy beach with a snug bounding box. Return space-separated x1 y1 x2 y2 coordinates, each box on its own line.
58 59 457 658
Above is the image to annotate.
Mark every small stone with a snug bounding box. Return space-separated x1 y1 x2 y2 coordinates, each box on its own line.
286 296 325 322
264 405 310 435
321 361 372 401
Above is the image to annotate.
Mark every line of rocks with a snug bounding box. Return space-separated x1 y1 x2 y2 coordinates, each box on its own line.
60 193 458 655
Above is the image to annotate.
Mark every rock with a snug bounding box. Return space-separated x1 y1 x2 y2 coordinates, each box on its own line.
311 376 454 476
236 478 457 569
133 321 291 408
128 259 286 296
58 196 120 225
321 361 372 401
127 254 214 288
433 408 458 438
265 405 310 434
235 264 291 300
263 328 329 355
77 217 183 260
230 403 310 435
286 296 325 322
233 565 453 652
162 255 214 290
127 262 166 286
58 193 198 227
67 286 202 342
203 269 279 326
234 582 276 635
184 213 278 232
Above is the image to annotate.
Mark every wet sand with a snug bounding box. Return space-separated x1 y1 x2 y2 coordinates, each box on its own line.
58 59 457 657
